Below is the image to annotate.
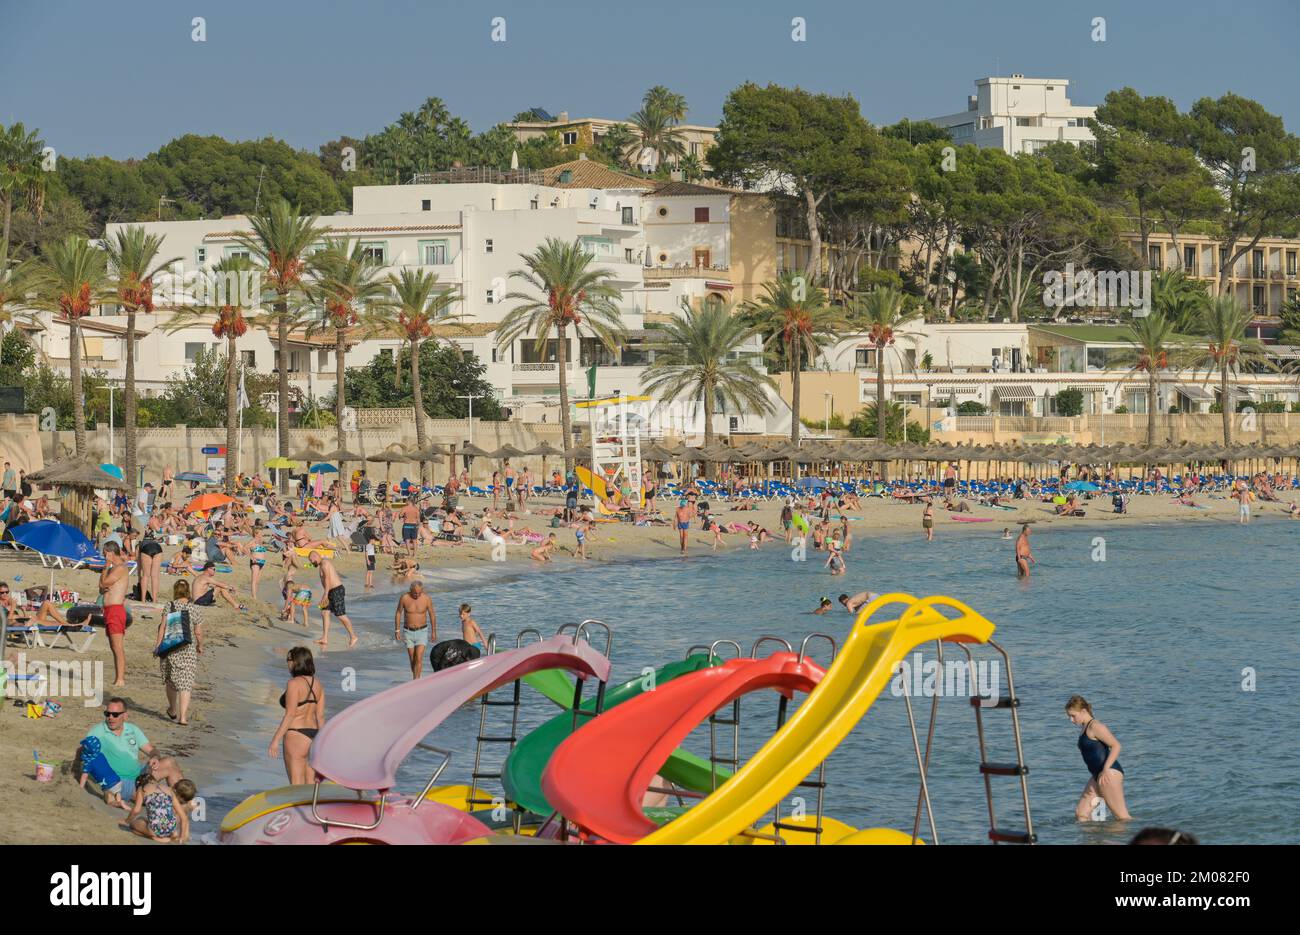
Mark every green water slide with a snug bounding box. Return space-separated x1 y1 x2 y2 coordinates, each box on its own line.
509 656 729 817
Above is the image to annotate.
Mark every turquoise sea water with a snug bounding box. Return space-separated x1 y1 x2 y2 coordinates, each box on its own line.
209 518 1300 845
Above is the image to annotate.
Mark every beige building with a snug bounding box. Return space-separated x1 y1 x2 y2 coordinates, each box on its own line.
507 111 717 169
1128 231 1300 323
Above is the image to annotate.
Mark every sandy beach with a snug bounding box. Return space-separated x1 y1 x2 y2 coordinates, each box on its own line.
4 484 1296 844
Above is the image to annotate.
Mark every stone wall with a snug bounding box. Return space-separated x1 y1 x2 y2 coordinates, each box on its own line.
935 412 1300 447
0 413 42 473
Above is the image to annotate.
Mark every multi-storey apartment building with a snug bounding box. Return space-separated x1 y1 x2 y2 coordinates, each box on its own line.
923 75 1096 155
1128 231 1300 327
19 158 795 440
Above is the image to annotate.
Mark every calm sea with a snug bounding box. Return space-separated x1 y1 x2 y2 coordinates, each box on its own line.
206 518 1300 845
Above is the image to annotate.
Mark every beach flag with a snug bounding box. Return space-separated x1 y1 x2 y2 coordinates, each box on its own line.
237 369 249 410
586 363 597 398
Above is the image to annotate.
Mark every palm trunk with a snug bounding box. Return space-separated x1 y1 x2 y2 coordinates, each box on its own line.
1221 364 1231 446
124 305 137 488
1 198 11 255
1146 370 1157 447
410 338 428 485
70 318 86 455
702 380 715 481
226 335 239 495
335 329 346 455
557 324 572 473
788 337 800 481
276 299 290 493
876 353 887 443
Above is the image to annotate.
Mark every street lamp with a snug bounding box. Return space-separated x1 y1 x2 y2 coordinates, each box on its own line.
106 384 117 465
457 393 483 443
823 392 831 434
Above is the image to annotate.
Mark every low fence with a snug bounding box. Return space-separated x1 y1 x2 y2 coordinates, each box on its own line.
941 412 1300 446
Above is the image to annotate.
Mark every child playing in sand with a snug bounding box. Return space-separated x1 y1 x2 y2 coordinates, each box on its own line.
124 760 195 843
574 520 589 560
280 573 313 628
166 545 193 575
78 735 127 810
531 533 558 562
392 555 421 581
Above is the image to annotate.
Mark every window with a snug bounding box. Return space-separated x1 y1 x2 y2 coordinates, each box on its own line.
691 141 700 156
317 349 330 372
1148 245 1162 270
1015 117 1032 127
360 242 386 264
379 348 393 361
694 207 710 223
1253 249 1265 278
490 347 497 363
223 246 251 261
421 199 431 211
419 240 448 265
1184 246 1196 270
625 248 634 263
562 131 577 146
854 348 879 368
184 342 205 362
530 197 539 210
241 350 255 367
195 247 207 266
1287 252 1297 276
1253 285 1265 311
622 206 634 225
657 206 668 217
693 248 711 268
486 289 495 305
1124 390 1148 414
485 239 493 254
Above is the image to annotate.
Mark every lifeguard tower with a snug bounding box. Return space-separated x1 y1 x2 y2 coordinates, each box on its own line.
574 394 649 505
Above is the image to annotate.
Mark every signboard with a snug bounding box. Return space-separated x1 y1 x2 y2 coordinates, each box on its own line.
201 446 227 455
206 457 226 482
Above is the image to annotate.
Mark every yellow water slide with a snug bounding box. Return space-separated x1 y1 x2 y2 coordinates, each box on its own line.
639 593 995 845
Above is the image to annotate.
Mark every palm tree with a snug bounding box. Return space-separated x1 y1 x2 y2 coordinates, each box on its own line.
1150 269 1208 334
1185 295 1276 445
679 153 706 182
643 86 687 124
164 256 255 494
628 106 685 171
1120 311 1182 447
238 200 324 490
854 288 922 443
387 268 463 483
32 236 112 455
106 226 179 486
0 245 38 337
498 238 627 470
741 272 844 458
0 122 47 252
307 239 393 462
642 300 774 477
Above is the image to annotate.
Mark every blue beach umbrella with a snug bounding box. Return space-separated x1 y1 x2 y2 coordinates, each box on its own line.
98 463 124 479
9 521 103 564
1065 480 1100 492
309 463 339 474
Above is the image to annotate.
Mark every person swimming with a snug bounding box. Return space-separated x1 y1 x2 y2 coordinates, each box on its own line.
812 597 834 615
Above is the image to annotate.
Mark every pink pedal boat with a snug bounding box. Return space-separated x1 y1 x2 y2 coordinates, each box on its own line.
220 628 613 844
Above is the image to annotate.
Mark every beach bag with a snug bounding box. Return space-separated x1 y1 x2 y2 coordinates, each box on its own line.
430 639 481 672
155 603 193 656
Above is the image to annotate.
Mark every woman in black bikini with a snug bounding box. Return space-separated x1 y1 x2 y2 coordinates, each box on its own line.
269 646 325 784
137 531 164 602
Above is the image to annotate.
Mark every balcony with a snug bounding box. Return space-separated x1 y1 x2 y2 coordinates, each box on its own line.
513 362 574 373
643 265 732 281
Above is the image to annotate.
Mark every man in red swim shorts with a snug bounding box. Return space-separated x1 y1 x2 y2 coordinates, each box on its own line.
99 541 131 687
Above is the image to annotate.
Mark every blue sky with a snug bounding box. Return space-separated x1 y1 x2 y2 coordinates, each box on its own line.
2 0 1297 159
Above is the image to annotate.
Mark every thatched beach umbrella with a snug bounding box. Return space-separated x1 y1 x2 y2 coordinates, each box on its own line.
27 457 85 484
289 447 327 464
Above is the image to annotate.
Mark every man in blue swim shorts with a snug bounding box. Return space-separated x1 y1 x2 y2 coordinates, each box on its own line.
394 580 434 679
674 498 694 555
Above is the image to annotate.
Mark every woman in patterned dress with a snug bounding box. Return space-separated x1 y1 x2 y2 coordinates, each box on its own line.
155 579 203 725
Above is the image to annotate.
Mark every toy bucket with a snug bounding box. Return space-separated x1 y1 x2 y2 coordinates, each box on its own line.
35 761 57 782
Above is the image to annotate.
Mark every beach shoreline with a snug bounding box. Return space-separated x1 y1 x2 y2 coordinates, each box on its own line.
3 486 1295 844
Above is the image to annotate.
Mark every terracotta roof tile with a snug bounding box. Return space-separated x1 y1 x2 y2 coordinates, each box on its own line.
539 160 656 190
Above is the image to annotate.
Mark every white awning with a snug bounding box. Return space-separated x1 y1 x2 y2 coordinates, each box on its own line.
1232 385 1259 400
1175 384 1214 402
992 385 1039 401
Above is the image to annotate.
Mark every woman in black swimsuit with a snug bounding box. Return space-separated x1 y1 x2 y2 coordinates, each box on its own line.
137 532 164 602
269 646 324 784
1066 694 1131 821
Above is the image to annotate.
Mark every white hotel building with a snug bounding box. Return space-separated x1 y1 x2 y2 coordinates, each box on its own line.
923 75 1096 156
22 159 789 441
